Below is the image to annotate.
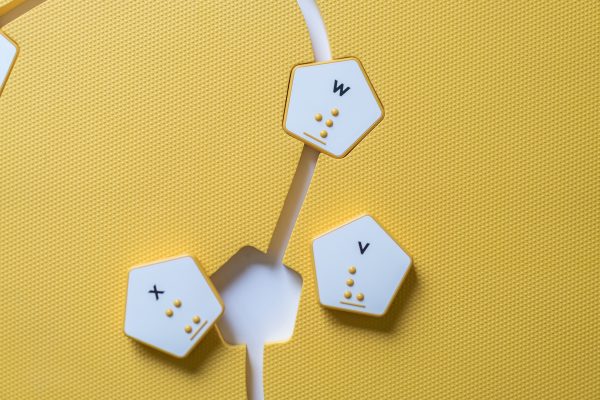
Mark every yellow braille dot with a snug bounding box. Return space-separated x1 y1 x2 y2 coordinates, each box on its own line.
348 266 356 274
184 325 192 334
344 291 352 299
331 108 339 117
320 130 328 138
325 119 333 127
192 315 201 324
357 293 365 301
165 309 173 317
314 113 322 122
173 299 182 308
346 279 354 287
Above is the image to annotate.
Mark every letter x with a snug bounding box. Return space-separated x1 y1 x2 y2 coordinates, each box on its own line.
148 284 164 300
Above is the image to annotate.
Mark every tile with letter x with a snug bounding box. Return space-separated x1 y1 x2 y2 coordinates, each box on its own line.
124 256 224 358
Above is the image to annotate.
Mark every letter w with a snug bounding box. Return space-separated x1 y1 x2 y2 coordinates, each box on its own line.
333 80 350 96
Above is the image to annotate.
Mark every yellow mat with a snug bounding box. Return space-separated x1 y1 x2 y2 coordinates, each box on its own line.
0 0 307 398
1 1 598 399
266 1 599 399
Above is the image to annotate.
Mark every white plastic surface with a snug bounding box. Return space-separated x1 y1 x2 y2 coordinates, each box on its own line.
209 3 330 399
211 248 302 347
124 256 223 358
0 32 17 94
296 0 331 62
211 247 302 400
284 58 383 158
312 215 411 316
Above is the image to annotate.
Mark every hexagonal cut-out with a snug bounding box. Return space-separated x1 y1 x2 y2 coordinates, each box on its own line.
283 57 384 158
0 31 18 96
312 215 411 316
124 256 224 358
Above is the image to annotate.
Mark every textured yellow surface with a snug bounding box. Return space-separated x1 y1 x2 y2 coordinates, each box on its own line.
1 1 598 399
0 0 308 398
266 1 600 399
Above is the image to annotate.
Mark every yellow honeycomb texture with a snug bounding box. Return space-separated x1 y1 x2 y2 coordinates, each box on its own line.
1 0 599 399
